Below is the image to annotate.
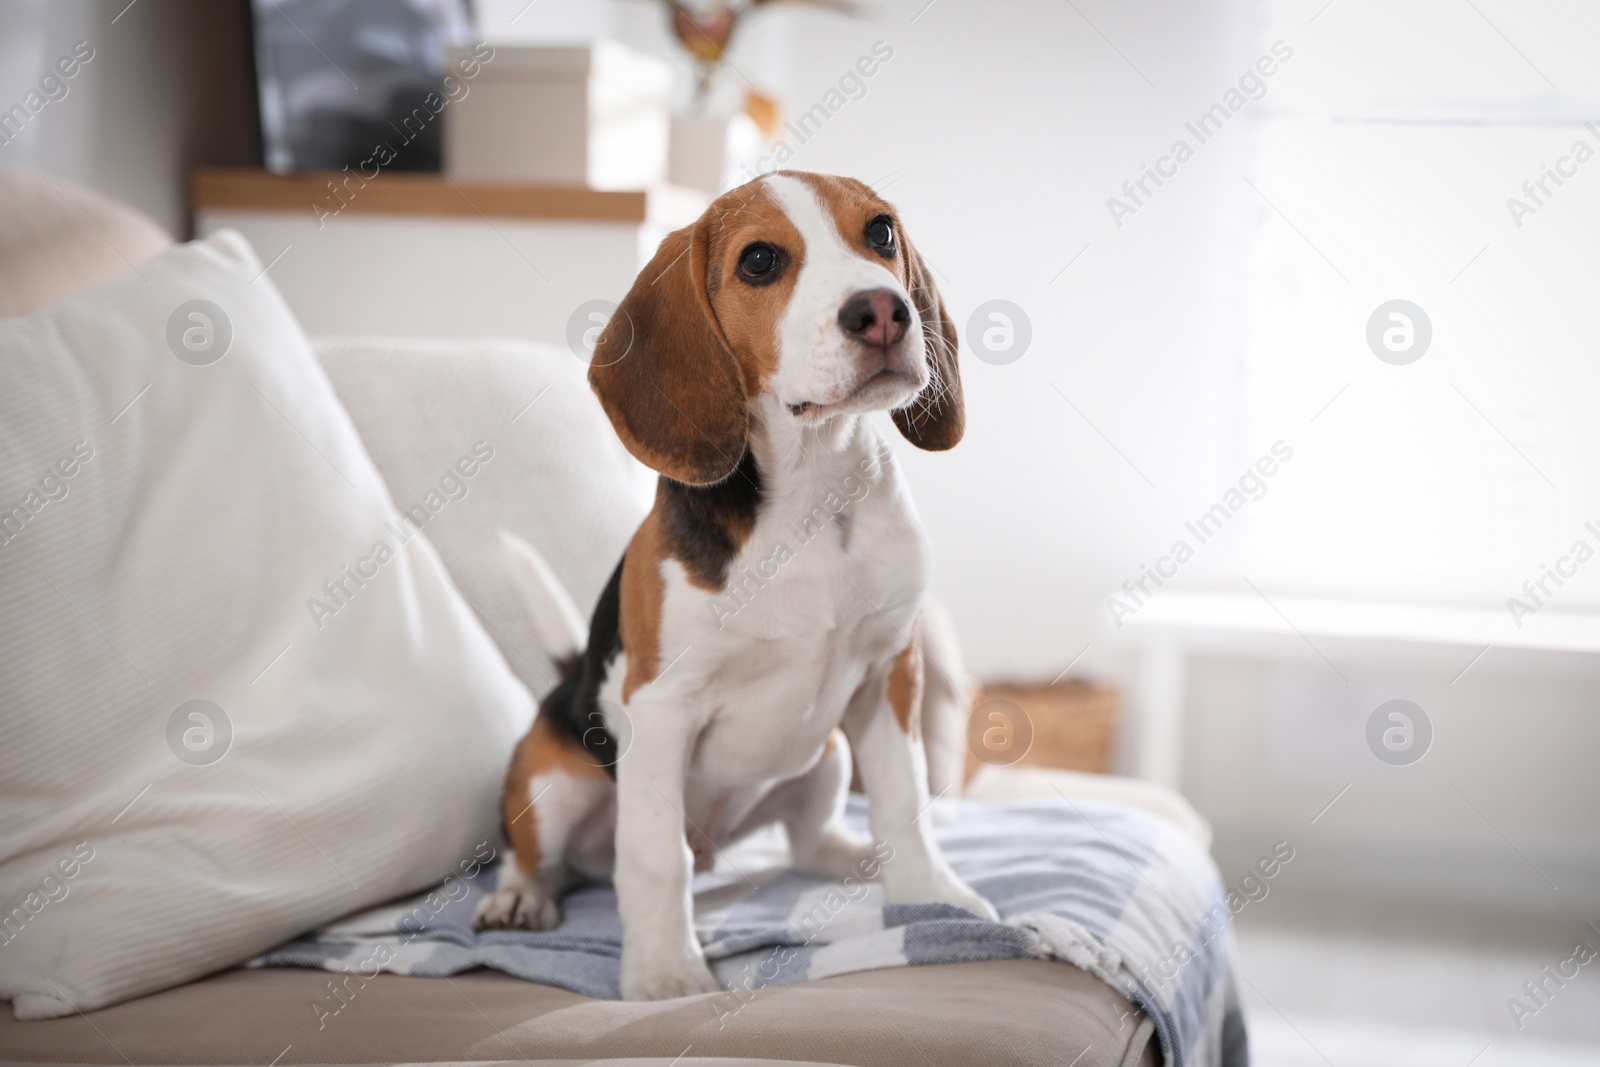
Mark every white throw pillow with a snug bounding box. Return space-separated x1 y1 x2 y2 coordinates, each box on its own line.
314 336 655 700
0 231 533 1020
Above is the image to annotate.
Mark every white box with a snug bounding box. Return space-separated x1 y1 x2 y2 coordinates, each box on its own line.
446 41 673 189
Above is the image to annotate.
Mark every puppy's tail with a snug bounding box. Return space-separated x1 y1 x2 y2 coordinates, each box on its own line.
498 529 587 664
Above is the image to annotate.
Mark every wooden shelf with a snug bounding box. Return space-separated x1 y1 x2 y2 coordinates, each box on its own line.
192 167 704 225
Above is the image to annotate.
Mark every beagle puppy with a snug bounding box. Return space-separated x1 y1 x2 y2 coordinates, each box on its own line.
474 170 996 1001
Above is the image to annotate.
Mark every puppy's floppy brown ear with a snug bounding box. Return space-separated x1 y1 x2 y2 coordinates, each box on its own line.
893 234 965 451
589 220 748 485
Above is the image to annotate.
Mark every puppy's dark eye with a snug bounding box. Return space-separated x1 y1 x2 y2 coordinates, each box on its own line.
865 215 895 253
738 243 780 283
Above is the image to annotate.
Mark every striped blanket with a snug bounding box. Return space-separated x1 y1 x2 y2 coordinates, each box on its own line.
255 795 1248 1067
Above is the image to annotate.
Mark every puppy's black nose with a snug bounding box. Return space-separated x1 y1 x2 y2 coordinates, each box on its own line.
838 289 909 349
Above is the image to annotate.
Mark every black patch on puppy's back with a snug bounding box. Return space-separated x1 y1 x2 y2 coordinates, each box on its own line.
538 556 625 776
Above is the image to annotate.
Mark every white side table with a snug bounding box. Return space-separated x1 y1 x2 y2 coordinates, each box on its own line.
1120 591 1600 789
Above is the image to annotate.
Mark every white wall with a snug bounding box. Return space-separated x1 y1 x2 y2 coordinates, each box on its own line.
0 0 255 237
483 0 1266 683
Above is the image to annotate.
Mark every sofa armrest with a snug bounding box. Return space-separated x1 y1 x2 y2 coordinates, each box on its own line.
965 764 1212 848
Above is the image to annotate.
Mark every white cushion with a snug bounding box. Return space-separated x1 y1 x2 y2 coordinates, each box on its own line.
313 336 654 698
0 231 533 1020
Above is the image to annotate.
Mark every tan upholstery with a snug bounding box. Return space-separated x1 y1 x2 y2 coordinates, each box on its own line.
0 166 172 320
0 961 1157 1066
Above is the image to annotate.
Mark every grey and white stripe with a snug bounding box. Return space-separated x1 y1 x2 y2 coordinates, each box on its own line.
256 796 1247 1067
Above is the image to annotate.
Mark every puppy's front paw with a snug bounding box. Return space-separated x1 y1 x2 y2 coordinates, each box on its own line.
473 883 560 931
887 869 1000 922
936 878 999 922
621 948 722 1001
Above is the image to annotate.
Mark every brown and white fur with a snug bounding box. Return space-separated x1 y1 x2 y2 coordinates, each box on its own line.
473 171 995 1000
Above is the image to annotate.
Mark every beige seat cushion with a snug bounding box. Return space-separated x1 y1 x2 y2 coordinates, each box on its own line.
0 961 1156 1067
0 166 172 320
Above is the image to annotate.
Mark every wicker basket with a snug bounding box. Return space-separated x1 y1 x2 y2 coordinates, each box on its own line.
964 679 1119 782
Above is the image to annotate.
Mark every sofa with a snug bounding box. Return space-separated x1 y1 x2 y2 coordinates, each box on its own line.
0 167 1208 1067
